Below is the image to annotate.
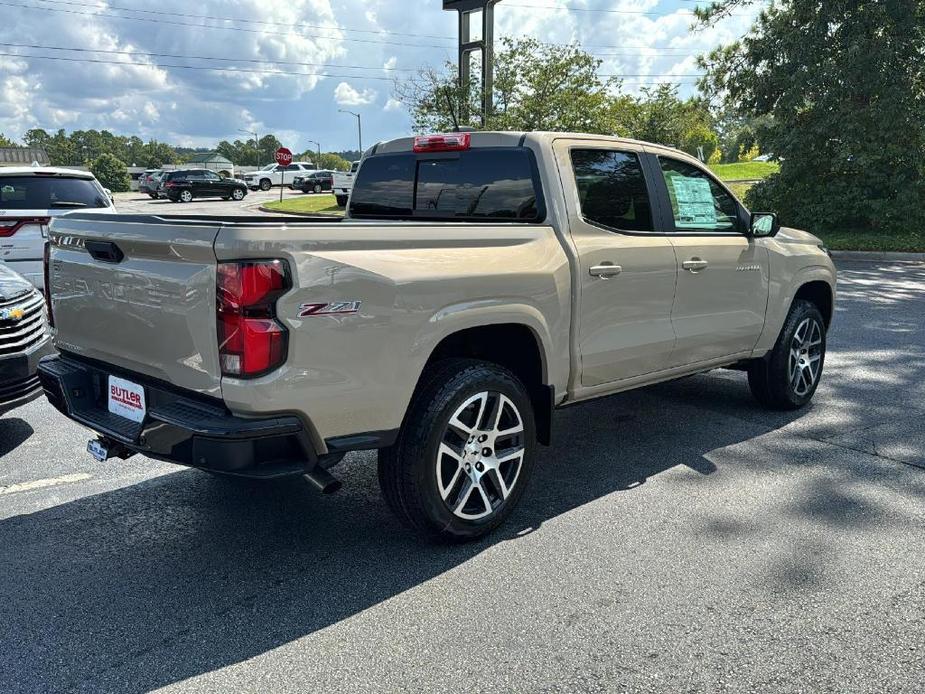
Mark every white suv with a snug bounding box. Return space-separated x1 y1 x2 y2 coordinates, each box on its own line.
243 163 316 191
0 167 115 289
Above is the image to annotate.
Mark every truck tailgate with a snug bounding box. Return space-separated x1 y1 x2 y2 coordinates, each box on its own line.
47 214 223 396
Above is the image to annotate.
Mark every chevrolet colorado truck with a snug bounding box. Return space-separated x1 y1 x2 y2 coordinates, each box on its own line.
39 131 836 541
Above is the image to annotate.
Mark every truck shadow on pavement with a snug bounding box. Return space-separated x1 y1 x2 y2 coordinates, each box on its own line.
3 376 924 693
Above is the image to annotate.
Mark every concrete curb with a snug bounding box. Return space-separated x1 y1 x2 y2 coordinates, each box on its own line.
256 205 343 218
830 250 925 263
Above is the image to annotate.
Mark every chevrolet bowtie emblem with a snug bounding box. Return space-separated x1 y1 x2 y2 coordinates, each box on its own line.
0 306 25 321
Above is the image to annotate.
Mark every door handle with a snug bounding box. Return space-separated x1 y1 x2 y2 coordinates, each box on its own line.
682 258 709 273
589 263 622 279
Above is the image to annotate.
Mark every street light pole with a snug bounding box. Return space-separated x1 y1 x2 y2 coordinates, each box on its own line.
307 139 321 169
338 110 362 154
238 128 258 169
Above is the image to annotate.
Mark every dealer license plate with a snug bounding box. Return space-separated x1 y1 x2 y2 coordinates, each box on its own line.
107 375 146 423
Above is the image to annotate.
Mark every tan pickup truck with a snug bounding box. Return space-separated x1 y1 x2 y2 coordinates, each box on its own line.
39 131 836 541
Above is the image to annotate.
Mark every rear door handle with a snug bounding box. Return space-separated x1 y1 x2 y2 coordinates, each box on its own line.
590 263 622 279
682 258 709 273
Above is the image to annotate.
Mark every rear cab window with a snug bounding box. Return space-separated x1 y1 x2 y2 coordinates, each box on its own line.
349 148 545 222
0 175 110 210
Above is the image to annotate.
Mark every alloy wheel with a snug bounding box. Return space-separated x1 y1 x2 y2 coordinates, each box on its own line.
436 391 525 520
789 317 823 396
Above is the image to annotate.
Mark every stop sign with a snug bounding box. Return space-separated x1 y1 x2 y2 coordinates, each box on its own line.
275 147 292 166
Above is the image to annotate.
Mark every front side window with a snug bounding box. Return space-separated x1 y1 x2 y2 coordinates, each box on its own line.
570 149 653 232
658 158 740 233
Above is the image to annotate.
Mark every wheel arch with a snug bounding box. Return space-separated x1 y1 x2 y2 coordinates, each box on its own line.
793 280 834 328
416 322 554 446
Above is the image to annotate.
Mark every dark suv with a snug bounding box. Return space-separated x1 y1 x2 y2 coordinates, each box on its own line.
0 263 53 416
162 169 248 203
295 170 334 194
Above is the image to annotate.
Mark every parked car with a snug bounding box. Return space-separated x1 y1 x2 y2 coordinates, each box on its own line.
161 169 248 203
138 169 162 198
243 163 316 191
40 131 836 541
0 166 115 289
332 160 360 207
294 170 334 194
0 263 53 416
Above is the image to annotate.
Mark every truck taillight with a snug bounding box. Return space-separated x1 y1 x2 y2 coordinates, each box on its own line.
43 240 54 327
412 133 471 153
216 260 290 378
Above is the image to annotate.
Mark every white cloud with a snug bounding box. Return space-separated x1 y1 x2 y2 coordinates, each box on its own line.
334 81 377 106
0 0 764 151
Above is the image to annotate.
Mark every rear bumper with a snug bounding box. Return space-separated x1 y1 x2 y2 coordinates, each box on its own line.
0 335 54 414
38 354 319 478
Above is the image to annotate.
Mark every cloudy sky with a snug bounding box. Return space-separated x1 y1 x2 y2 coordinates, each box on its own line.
0 0 762 154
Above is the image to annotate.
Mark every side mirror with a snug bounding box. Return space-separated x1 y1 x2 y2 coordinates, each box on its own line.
749 212 780 238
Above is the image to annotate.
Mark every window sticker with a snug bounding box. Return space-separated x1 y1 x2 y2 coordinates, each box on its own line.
670 176 717 227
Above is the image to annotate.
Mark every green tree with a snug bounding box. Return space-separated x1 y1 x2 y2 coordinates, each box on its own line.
141 140 178 168
395 37 630 134
622 84 719 161
90 153 130 192
297 151 350 170
0 133 16 147
698 0 925 233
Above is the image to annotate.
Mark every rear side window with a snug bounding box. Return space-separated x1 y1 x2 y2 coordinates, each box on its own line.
349 148 544 222
658 157 740 233
0 176 109 209
571 149 653 232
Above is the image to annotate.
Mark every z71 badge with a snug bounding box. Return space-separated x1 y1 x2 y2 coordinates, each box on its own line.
298 301 362 317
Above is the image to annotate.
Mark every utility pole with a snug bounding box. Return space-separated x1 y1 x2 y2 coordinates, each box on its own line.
307 139 322 169
338 110 363 154
443 0 500 127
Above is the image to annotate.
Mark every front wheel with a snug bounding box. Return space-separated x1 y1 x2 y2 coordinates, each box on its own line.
378 359 536 542
259 179 271 191
232 188 245 201
748 299 827 410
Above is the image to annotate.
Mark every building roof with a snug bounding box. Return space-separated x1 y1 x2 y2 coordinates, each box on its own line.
0 147 50 165
186 151 234 165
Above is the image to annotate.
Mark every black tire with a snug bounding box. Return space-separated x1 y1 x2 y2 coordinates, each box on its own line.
335 195 348 207
313 184 322 194
259 179 271 191
232 188 245 201
748 299 827 410
148 193 157 199
378 359 536 542
179 190 193 203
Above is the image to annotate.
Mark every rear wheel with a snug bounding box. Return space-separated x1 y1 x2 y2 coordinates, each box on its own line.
378 359 536 542
179 189 193 203
748 299 826 410
259 179 271 191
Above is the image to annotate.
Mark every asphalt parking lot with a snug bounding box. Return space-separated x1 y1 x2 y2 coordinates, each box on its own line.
113 186 307 216
2 260 924 693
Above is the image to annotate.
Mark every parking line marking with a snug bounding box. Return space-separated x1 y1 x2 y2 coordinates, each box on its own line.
0 473 92 495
